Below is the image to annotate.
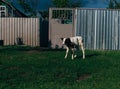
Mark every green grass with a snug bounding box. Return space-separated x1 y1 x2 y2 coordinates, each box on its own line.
0 46 120 89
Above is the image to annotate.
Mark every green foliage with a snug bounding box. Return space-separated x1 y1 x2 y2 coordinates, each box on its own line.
0 1 2 5
108 0 115 8
0 0 6 5
52 0 81 8
70 0 82 7
19 0 32 12
52 0 69 7
17 0 39 17
0 47 120 89
107 0 120 9
40 10 49 19
18 0 33 13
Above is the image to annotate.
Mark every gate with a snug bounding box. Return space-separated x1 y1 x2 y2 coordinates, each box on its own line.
49 8 75 48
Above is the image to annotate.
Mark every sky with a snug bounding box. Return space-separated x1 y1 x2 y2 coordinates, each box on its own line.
12 0 108 11
36 0 108 10
84 0 107 8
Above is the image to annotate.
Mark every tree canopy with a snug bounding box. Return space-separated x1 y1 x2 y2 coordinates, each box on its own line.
16 0 40 16
52 0 82 8
107 0 120 9
0 0 4 5
0 1 2 5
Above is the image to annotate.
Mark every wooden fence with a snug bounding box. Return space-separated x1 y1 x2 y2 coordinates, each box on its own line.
0 18 40 46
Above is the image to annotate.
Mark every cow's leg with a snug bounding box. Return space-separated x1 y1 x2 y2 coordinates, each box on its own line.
74 48 77 58
71 48 74 60
65 47 69 59
71 47 77 60
80 42 85 59
73 48 77 59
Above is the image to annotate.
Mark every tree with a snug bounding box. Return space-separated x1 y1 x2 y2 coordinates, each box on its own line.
0 1 2 5
52 0 69 7
16 0 40 16
107 0 115 8
18 0 32 13
106 0 120 9
112 0 120 8
0 0 4 5
52 0 82 8
70 0 82 7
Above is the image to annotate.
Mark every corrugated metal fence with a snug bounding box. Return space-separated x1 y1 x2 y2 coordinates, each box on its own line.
0 18 40 46
76 8 120 50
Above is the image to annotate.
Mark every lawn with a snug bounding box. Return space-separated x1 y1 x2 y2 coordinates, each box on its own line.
0 46 120 89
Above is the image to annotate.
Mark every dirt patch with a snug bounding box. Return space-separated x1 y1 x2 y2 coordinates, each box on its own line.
76 74 91 81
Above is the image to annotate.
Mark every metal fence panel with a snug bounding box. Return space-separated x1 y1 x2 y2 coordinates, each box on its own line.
0 18 40 46
76 8 120 50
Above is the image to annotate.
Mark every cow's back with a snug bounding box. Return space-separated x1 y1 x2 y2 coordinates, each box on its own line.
70 36 82 44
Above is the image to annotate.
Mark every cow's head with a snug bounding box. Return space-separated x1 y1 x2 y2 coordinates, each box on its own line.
60 38 64 41
60 38 66 45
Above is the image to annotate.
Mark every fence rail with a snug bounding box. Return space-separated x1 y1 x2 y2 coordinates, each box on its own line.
0 17 40 46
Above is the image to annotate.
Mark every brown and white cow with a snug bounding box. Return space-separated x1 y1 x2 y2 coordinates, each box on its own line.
61 36 85 60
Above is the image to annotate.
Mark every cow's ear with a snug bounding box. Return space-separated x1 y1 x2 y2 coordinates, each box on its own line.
61 38 63 41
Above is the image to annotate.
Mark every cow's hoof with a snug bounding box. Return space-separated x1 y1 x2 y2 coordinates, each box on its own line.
74 55 77 58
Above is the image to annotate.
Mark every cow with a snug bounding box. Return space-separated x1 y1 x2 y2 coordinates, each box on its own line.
61 36 85 60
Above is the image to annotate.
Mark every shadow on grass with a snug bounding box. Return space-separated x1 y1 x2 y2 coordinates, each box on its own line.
85 53 101 58
73 51 101 59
